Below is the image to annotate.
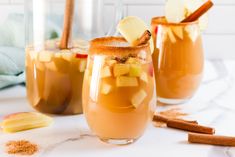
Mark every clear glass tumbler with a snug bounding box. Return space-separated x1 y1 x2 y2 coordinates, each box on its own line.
82 37 155 145
151 17 204 105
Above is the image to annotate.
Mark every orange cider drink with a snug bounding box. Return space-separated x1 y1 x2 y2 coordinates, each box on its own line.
82 37 155 145
26 39 88 114
151 17 204 104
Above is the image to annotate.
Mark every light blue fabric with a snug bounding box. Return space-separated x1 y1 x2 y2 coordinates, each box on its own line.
0 14 25 89
0 47 25 89
0 13 61 89
0 72 25 89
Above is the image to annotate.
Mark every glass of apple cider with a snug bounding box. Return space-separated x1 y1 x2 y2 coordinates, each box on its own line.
151 17 204 104
26 39 88 114
82 37 155 145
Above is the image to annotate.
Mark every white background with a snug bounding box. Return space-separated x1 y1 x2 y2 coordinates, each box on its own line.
0 0 234 59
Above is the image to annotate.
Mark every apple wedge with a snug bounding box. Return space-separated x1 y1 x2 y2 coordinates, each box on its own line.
184 0 209 30
166 0 209 30
1 112 53 133
165 0 185 23
116 76 138 87
117 16 154 53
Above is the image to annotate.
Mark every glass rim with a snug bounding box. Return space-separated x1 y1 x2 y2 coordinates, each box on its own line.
89 36 150 56
151 16 199 26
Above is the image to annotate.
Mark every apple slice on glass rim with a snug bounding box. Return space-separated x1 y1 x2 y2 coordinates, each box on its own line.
117 16 154 53
165 0 209 30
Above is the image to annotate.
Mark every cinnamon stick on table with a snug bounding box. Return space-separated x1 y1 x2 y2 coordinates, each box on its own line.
181 0 214 23
60 0 75 49
167 119 215 134
188 133 235 146
153 114 198 124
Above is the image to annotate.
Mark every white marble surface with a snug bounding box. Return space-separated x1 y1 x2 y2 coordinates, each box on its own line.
1 59 235 157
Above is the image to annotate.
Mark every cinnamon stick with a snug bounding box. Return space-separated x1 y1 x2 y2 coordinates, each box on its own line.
167 119 215 134
153 114 198 124
188 133 235 146
134 30 151 46
181 0 214 23
60 0 75 49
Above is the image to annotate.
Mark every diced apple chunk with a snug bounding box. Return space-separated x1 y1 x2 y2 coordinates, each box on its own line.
172 26 183 40
46 62 57 71
54 53 62 58
129 64 142 77
126 57 139 64
116 76 138 87
131 90 147 108
78 59 87 72
36 61 45 71
140 72 148 83
39 51 53 62
29 51 38 60
167 28 177 43
101 66 112 78
101 83 112 95
61 52 73 61
113 64 130 77
106 59 117 66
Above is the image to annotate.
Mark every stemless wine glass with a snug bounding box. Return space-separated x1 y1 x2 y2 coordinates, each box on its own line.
151 17 204 104
82 37 155 145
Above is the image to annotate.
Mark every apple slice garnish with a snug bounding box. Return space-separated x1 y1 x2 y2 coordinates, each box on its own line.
117 16 154 53
165 0 185 23
165 0 209 30
184 0 209 30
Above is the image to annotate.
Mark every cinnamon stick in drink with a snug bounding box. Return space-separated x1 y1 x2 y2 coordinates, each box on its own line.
181 0 214 23
134 30 151 46
60 0 75 49
167 119 215 134
188 133 235 146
